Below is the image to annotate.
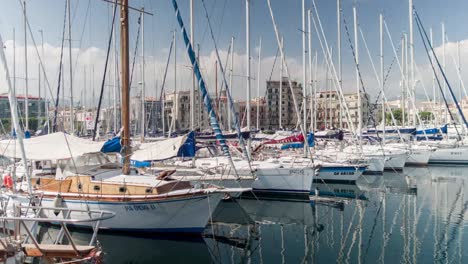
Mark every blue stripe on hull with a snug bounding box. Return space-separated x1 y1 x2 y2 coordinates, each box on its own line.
64 223 205 234
253 188 310 194
38 196 207 205
319 167 366 172
429 160 468 165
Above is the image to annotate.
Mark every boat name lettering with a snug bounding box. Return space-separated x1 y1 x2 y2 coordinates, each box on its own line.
124 204 156 211
450 152 462 155
289 169 305 175
333 172 355 175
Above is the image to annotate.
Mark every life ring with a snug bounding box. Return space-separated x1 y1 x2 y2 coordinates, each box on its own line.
3 174 13 189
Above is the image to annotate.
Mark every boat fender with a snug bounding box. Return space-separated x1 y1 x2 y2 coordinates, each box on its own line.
53 194 63 216
3 174 13 189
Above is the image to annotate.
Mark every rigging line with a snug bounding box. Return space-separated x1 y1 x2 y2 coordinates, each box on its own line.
310 1 358 143
201 0 251 169
92 0 117 141
129 12 142 90
71 0 92 83
53 0 69 132
359 26 405 144
414 9 468 130
17 0 57 107
372 37 401 108
267 0 314 161
267 45 280 83
339 8 395 162
158 37 174 102
413 10 462 139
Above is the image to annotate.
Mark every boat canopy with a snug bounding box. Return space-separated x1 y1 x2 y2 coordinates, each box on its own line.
0 132 104 160
131 131 196 162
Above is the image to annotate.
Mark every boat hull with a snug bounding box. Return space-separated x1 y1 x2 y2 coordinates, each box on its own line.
11 193 222 233
429 146 468 165
406 149 431 166
316 166 365 183
364 157 385 174
384 153 407 171
252 168 314 196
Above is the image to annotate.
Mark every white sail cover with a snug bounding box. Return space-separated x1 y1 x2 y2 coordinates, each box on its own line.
131 134 187 162
0 132 104 160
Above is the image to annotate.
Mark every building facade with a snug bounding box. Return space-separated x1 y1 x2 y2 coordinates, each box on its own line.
266 77 303 130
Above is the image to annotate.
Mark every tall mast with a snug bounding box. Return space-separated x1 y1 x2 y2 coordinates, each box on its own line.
0 34 31 193
442 22 447 124
120 0 130 175
353 6 362 144
279 36 283 129
67 0 74 134
246 0 251 155
256 37 262 131
409 0 415 126
39 29 47 133
38 63 41 129
380 13 385 142
314 50 318 131
190 0 195 131
302 0 307 155
337 0 342 129
113 1 118 133
430 28 436 114
23 0 29 132
228 36 234 131
401 35 406 127
173 30 177 133
308 10 313 131
140 7 145 142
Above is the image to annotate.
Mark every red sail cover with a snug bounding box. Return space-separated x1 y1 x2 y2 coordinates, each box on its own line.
263 134 304 144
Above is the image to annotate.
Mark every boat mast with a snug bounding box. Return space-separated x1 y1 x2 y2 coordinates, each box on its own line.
354 6 362 147
279 36 283 129
246 0 251 156
120 0 130 175
401 35 406 127
140 7 145 142
302 0 307 156
442 22 447 125
409 0 416 126
13 28 16 135
430 28 436 124
380 13 385 142
256 37 262 131
308 10 313 131
337 0 342 129
0 34 31 193
228 36 234 131
23 0 29 132
67 0 74 134
113 1 118 133
190 0 195 131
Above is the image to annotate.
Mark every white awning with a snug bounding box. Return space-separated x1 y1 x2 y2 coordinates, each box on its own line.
131 134 187 162
0 132 104 160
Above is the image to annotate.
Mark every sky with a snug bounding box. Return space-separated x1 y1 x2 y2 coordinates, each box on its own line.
0 0 468 108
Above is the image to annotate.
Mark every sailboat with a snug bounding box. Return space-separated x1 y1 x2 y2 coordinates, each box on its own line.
2 1 247 234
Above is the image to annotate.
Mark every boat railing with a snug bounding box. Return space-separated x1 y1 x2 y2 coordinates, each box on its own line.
0 205 115 260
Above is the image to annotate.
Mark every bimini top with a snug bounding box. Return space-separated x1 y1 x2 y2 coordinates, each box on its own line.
0 132 104 160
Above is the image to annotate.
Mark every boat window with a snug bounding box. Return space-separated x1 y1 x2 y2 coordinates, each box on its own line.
119 186 127 193
145 188 152 193
93 185 101 191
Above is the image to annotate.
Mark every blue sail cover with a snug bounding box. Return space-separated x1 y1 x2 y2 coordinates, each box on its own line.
101 136 122 153
177 131 196 158
416 124 448 135
172 0 230 158
281 133 314 150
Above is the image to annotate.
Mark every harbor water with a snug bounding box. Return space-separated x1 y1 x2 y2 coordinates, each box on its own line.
62 166 468 263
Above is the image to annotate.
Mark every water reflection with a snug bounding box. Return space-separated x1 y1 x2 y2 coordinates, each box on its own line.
43 166 468 263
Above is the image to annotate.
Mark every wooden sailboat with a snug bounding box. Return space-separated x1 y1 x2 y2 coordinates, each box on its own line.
5 0 246 234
